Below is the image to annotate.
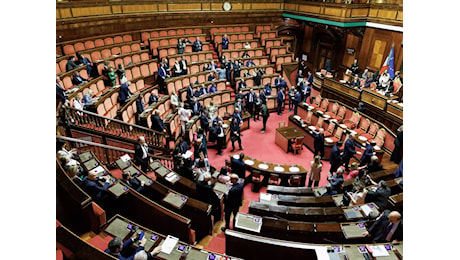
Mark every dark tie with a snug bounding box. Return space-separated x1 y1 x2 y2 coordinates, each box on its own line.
384 223 393 241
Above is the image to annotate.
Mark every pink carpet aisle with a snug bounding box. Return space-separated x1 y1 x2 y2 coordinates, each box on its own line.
204 100 337 254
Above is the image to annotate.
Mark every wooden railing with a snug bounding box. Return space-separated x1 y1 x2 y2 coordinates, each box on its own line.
57 135 174 170
61 106 172 153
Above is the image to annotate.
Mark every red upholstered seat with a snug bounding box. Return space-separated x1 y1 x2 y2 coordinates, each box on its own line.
369 128 386 144
343 112 361 129
354 118 370 135
312 117 324 131
88 235 113 251
56 249 64 260
393 82 402 94
333 105 347 122
316 98 329 113
311 95 322 109
329 126 345 143
304 111 313 125
325 102 339 118
291 136 304 155
361 123 379 140
324 121 336 137
370 82 377 90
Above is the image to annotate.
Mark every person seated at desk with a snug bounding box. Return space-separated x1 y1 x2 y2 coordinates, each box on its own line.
106 236 161 260
327 167 344 193
322 183 337 197
351 76 361 90
150 109 166 134
361 68 369 79
173 60 182 77
199 84 208 96
345 162 361 181
73 94 84 115
66 55 80 72
209 82 217 93
363 211 403 243
378 69 391 90
237 78 247 92
148 93 159 106
192 152 210 172
207 71 216 82
197 172 221 221
245 59 256 67
133 247 163 260
121 173 145 193
347 183 368 206
179 56 188 76
194 160 211 182
367 155 383 173
118 81 133 106
263 82 272 96
83 169 111 200
365 180 391 211
222 174 244 231
217 166 231 184
71 71 88 86
82 89 93 110
209 61 217 71
191 97 202 116
242 69 251 78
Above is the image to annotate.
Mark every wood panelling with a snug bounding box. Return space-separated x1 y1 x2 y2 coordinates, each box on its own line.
72 6 111 17
378 10 397 20
158 4 167 12
60 8 72 18
244 3 251 10
284 3 297 11
211 3 222 11
396 11 403 21
358 28 403 73
368 8 379 17
168 3 201 11
232 3 243 10
123 4 157 13
56 9 61 19
323 7 344 17
342 33 360 67
351 8 368 17
251 3 281 10
298 5 321 14
112 5 122 14
302 25 313 54
202 3 210 10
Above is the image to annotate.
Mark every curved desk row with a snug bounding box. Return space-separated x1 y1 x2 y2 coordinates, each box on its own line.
230 154 308 186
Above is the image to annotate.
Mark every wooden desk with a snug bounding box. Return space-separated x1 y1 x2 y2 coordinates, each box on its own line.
275 126 304 153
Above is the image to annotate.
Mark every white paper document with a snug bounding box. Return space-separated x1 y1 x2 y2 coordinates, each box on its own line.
183 150 193 159
120 154 131 162
259 193 272 202
361 204 372 216
370 245 390 257
160 235 179 254
92 166 105 175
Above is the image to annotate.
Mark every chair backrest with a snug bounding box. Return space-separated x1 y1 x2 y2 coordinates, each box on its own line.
329 102 339 115
320 69 326 75
290 175 302 186
334 127 344 139
294 137 304 146
367 123 379 136
314 95 322 106
320 98 329 110
278 121 285 128
359 118 370 132
316 117 324 128
393 82 402 94
370 82 377 90
305 111 313 123
269 173 279 182
350 112 361 124
375 128 386 140
336 106 346 119
326 122 335 134
252 170 261 179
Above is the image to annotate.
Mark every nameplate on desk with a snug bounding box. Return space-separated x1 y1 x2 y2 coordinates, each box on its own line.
234 213 262 233
163 191 188 209
84 159 99 171
108 182 128 198
341 223 367 239
116 158 131 170
123 165 140 177
156 166 171 177
78 151 92 162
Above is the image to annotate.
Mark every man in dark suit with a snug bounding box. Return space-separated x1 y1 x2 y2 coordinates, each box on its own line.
230 153 246 179
135 95 144 124
222 174 244 231
274 75 283 87
329 141 343 174
238 78 247 92
193 37 203 52
350 59 359 76
253 68 262 86
118 81 132 106
360 141 376 166
233 60 242 79
199 84 208 96
134 136 153 172
215 120 225 156
232 107 243 127
56 76 67 105
179 56 188 75
368 155 383 173
157 64 167 94
260 100 269 133
191 97 201 116
66 56 79 72
306 71 313 86
186 84 194 101
200 110 210 135
121 172 144 193
259 91 266 104
225 59 234 83
364 211 403 243
245 88 256 119
71 71 88 86
197 172 222 221
230 119 243 152
327 168 344 193
277 87 285 115
222 34 229 50
314 128 325 158
150 109 166 133
82 170 111 200
342 132 361 171
293 89 302 115
366 180 391 211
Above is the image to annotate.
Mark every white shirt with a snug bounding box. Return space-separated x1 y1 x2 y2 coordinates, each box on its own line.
379 74 390 88
217 126 224 137
179 107 191 122
141 144 148 159
171 95 179 106
73 99 83 111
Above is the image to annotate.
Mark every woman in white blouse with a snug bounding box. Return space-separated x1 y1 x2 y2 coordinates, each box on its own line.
73 94 84 115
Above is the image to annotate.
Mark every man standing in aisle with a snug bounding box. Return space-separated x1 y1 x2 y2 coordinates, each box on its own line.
260 100 270 133
134 136 153 172
222 174 244 232
277 87 285 115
